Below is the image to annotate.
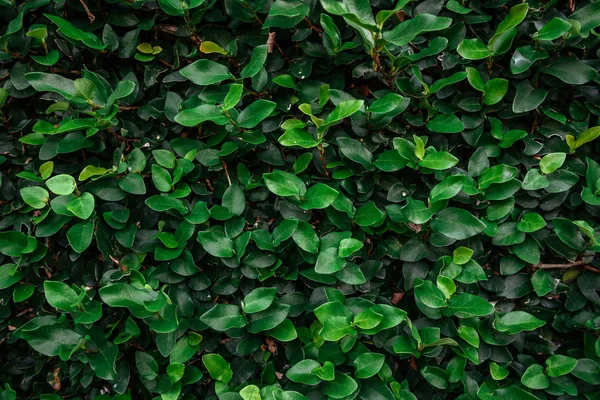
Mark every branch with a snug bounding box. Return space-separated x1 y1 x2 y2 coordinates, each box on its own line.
79 0 96 23
536 260 589 269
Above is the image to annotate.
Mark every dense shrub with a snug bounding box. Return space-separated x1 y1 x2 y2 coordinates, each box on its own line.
1 0 600 398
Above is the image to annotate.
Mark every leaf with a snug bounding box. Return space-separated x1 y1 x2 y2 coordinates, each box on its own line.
521 364 549 390
384 14 452 46
353 202 385 227
278 128 319 148
444 293 495 318
426 114 464 133
419 152 459 170
197 230 235 257
66 192 95 219
512 81 548 113
179 60 232 85
300 183 339 210
263 169 307 197
202 354 233 384
240 45 268 78
534 17 572 41
200 304 246 331
315 247 347 274
338 238 363 258
431 208 486 240
495 311 545 334
287 359 321 385
67 222 94 253
46 174 77 195
414 279 447 309
314 301 354 341
457 39 492 60
353 353 385 379
540 152 566 174
319 100 364 133
322 373 358 399
237 100 276 128
546 355 578 377
20 186 50 209
540 57 598 85
44 281 79 312
510 46 549 74
242 287 277 314
222 184 245 216
45 14 107 50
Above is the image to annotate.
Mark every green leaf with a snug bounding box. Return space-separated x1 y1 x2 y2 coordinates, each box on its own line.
540 57 598 85
419 152 459 170
20 186 50 209
46 174 77 195
44 281 79 312
546 355 578 377
322 373 358 399
197 230 235 257
66 192 95 219
444 293 494 318
136 351 158 380
223 84 244 110
414 279 447 309
263 169 307 197
453 247 474 265
338 238 363 258
45 14 107 50
278 128 319 148
490 362 510 380
240 45 268 78
287 359 321 385
237 100 276 128
540 152 566 174
457 39 492 60
242 287 277 314
495 311 545 334
521 364 549 390
202 354 233 384
200 304 246 331
300 183 339 210
353 202 385 227
315 247 347 274
222 184 245 216
431 208 486 240
314 301 354 341
319 100 364 134
516 212 546 232
384 14 452 46
426 114 464 133
534 17 572 41
353 353 385 379
179 60 232 86
531 269 554 296
67 222 94 253
512 81 548 113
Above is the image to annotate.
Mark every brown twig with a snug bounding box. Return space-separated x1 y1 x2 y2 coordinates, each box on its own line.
303 17 323 33
157 58 173 69
221 160 231 186
569 0 575 12
79 0 95 23
318 145 331 178
118 106 140 111
536 260 587 269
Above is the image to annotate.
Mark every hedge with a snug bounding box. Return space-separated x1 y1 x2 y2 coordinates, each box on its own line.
1 0 600 399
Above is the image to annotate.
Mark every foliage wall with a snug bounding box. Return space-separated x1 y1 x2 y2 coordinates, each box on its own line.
1 0 600 399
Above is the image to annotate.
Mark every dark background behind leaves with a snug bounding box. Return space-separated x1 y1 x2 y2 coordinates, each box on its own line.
1 0 600 399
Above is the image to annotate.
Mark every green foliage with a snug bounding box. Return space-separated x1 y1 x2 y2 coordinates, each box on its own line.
1 0 600 399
